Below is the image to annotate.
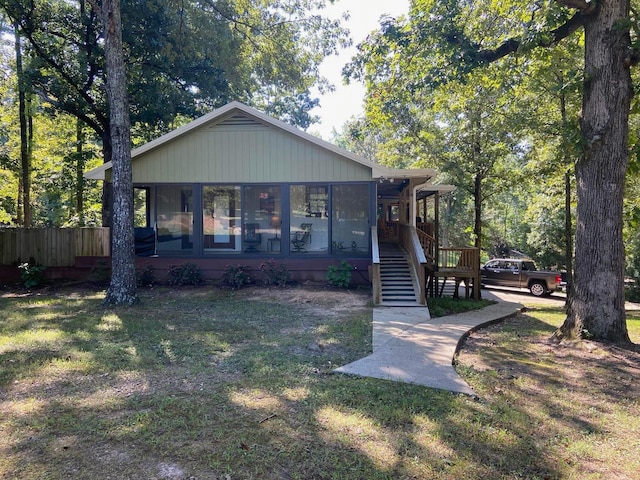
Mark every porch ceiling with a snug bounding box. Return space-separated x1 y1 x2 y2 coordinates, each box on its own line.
377 179 411 199
377 177 456 200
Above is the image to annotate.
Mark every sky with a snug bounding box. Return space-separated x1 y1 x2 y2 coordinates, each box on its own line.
309 0 410 140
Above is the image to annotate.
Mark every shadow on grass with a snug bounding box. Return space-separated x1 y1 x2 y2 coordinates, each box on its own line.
2 289 637 479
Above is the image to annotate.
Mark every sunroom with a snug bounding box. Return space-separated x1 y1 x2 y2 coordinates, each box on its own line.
86 101 459 290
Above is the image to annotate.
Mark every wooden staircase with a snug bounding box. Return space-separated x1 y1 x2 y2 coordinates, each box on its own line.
378 244 422 306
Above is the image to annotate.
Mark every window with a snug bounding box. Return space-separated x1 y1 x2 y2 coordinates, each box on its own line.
243 185 282 254
202 186 241 252
306 186 328 217
133 187 149 227
290 185 328 254
156 186 193 254
331 184 369 255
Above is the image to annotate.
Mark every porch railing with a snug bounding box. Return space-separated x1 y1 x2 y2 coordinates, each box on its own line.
371 226 381 304
377 219 398 241
415 228 436 264
398 224 427 305
431 247 481 300
438 247 480 272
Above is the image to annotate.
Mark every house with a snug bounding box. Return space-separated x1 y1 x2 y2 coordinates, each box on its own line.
85 101 479 303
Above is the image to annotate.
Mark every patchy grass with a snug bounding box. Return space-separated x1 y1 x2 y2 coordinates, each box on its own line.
427 296 495 317
457 306 640 480
1 286 639 479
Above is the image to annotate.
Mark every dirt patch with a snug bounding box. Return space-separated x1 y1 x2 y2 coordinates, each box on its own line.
237 283 372 317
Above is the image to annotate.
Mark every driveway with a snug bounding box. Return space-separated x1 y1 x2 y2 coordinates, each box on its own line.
481 286 640 311
481 286 566 306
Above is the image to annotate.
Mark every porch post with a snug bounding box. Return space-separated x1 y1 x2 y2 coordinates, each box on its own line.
434 192 440 267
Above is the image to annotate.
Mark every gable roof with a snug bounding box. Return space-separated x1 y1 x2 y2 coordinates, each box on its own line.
85 101 437 183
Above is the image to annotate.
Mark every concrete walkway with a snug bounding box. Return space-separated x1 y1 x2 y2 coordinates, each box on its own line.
334 300 523 395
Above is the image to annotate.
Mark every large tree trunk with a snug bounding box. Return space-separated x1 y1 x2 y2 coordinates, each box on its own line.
94 0 138 305
559 0 631 342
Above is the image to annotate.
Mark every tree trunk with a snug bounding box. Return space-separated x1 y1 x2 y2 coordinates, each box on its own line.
564 168 573 298
15 24 31 227
75 119 85 226
559 0 631 342
559 89 574 303
101 131 114 227
473 173 482 249
94 0 138 305
472 113 482 250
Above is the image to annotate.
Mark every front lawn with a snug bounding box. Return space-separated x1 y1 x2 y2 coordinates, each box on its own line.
1 286 638 479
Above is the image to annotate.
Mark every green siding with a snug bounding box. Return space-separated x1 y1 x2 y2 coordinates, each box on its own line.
132 123 373 184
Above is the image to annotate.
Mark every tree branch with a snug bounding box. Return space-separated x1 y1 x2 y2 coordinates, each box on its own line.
557 0 597 14
476 11 586 64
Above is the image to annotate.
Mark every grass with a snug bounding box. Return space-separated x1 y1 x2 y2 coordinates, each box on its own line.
427 296 495 317
1 286 639 479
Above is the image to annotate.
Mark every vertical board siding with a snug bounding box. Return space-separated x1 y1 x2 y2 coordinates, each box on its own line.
132 120 372 184
0 228 110 266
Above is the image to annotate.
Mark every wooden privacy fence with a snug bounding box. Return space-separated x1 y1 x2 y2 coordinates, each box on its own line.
0 228 110 267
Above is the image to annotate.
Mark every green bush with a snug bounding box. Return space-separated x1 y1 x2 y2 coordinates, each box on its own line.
90 260 111 284
327 260 352 288
167 263 202 286
221 264 253 290
259 259 291 287
136 264 155 286
18 262 46 288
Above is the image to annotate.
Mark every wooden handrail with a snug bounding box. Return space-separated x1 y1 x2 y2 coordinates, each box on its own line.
399 224 427 305
371 226 381 305
416 228 436 263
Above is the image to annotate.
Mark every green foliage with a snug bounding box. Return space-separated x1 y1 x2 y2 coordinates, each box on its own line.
327 260 352 288
342 0 586 268
1 0 348 227
18 262 45 288
136 264 155 287
167 263 202 286
221 264 253 290
259 259 291 287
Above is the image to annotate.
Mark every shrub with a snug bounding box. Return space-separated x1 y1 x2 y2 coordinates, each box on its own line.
167 263 202 286
90 260 111 284
327 260 352 288
221 264 253 290
137 264 155 286
18 262 46 288
259 259 291 287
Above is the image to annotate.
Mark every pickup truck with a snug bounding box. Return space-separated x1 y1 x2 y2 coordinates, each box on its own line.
480 258 562 297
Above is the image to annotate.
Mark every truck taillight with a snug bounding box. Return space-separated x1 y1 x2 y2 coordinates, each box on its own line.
555 275 562 284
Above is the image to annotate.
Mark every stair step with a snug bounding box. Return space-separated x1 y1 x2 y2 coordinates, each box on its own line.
376 244 424 305
378 248 420 305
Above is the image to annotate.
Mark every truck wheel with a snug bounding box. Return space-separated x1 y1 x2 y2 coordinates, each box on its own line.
529 281 546 297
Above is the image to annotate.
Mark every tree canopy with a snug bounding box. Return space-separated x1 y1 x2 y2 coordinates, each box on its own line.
1 0 349 158
345 0 637 343
0 0 349 225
